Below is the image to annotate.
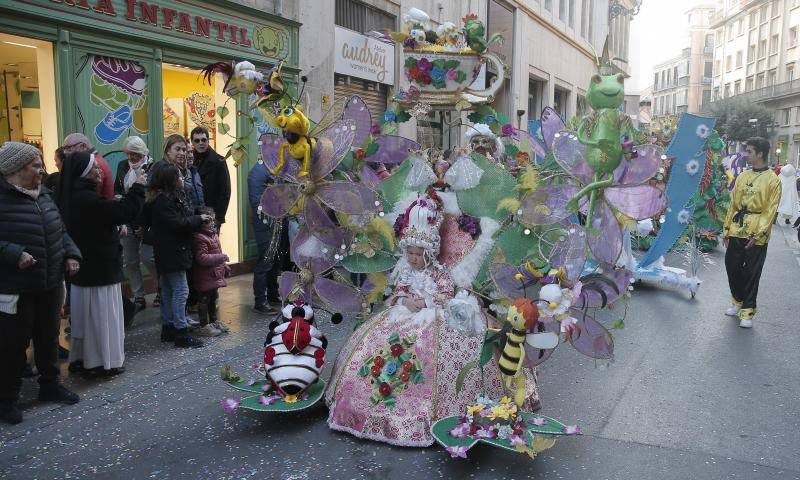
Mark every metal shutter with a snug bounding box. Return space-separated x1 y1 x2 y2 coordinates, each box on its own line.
334 74 389 122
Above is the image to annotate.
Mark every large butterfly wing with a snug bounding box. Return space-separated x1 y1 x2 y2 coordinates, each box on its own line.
341 96 373 149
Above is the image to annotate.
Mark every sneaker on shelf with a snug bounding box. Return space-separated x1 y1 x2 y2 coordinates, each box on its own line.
724 305 741 317
134 297 147 312
193 324 222 337
0 402 22 425
38 384 79 405
212 321 230 333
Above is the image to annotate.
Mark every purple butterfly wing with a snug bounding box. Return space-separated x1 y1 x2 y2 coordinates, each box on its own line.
540 107 565 150
603 185 668 220
613 144 663 185
341 95 373 149
301 199 349 255
361 165 381 189
552 131 594 184
489 263 528 299
259 133 299 182
311 120 356 181
314 276 364 314
279 271 312 304
585 200 622 265
575 269 632 309
290 226 338 274
548 223 587 282
518 185 584 226
315 181 381 215
259 183 300 218
369 135 419 165
568 311 614 360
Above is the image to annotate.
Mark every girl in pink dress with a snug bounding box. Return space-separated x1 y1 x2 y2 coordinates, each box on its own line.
326 194 540 447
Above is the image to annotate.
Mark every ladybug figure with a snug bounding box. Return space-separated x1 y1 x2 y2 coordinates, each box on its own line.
263 301 328 397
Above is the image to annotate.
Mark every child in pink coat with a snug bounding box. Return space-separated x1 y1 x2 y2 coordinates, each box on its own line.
193 208 231 335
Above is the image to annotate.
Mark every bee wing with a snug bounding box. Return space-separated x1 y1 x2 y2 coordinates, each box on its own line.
525 332 559 350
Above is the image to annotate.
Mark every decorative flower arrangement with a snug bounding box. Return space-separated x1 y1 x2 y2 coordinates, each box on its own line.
357 332 424 408
696 124 710 139
393 213 407 239
686 159 700 176
404 57 468 89
457 214 482 239
677 208 692 225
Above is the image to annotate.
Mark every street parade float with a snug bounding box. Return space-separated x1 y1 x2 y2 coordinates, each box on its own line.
206 8 714 459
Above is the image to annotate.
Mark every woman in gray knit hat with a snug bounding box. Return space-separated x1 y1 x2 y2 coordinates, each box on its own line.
0 141 82 425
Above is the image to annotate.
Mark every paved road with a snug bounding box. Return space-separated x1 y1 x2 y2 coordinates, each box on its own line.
2 226 800 480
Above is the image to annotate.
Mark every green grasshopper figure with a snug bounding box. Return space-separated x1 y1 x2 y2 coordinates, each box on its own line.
566 40 628 224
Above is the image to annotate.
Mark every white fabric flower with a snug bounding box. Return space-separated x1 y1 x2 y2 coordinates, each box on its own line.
445 291 484 337
696 124 710 139
677 208 691 224
538 284 573 317
686 159 700 176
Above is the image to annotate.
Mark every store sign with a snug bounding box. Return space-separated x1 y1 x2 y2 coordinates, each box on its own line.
334 26 394 85
14 0 294 61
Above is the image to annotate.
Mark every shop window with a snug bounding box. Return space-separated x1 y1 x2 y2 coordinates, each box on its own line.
791 27 798 47
577 94 587 117
528 77 546 118
554 87 569 118
0 33 57 172
488 0 514 68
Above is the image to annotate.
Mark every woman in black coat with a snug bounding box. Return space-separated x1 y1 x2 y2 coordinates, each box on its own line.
56 152 144 378
148 164 212 348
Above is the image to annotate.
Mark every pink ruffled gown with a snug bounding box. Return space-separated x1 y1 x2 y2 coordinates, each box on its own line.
325 265 541 447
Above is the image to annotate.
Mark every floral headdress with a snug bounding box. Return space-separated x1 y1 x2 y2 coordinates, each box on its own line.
397 191 444 255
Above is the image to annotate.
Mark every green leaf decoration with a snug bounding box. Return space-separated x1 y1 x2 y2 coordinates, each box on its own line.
433 59 446 68
339 150 355 171
218 122 230 135
217 106 229 119
456 153 516 221
365 141 380 157
342 251 396 273
455 361 477 394
455 70 467 83
398 352 412 363
444 60 459 69
396 110 411 123
388 332 400 345
357 364 371 377
404 57 416 68
410 371 424 384
467 111 483 123
479 331 496 368
505 144 519 157
431 416 480 448
497 113 511 125
384 396 397 409
377 160 422 210
612 319 625 330
225 378 269 394
235 380 326 412
519 412 571 435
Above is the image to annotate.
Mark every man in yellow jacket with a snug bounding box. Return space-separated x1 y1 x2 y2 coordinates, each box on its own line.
722 137 782 328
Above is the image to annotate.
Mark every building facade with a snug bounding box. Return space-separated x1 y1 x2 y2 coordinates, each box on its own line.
651 4 715 122
706 0 800 165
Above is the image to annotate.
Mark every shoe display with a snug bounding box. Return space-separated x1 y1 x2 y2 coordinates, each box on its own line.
193 324 222 337
724 305 741 317
0 403 22 425
173 329 205 348
38 384 80 405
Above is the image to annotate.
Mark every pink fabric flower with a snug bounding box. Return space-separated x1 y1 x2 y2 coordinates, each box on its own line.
508 434 527 447
446 68 457 80
258 395 277 406
529 416 548 426
370 124 381 136
563 425 582 435
501 124 515 136
417 58 433 72
445 445 469 458
221 397 240 412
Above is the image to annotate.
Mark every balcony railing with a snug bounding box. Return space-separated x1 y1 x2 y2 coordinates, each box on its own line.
702 78 800 111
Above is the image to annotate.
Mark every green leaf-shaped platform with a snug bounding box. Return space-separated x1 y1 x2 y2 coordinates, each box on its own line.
234 380 326 413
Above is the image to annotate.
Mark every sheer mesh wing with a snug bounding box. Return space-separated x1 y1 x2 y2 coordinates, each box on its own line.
518 185 582 226
290 226 338 274
315 181 381 215
314 276 364 314
613 144 663 185
370 135 419 165
568 310 614 360
540 107 566 150
585 200 622 265
259 133 298 181
341 95 372 149
548 223 588 282
552 131 594 184
361 165 381 189
604 185 668 220
259 183 300 218
279 271 312 304
489 263 530 300
300 200 349 262
576 269 632 309
312 119 356 180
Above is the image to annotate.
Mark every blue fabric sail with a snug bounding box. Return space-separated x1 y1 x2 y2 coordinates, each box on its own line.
637 113 716 268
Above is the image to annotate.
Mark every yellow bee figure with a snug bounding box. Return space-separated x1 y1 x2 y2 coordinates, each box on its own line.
267 103 316 178
490 298 558 407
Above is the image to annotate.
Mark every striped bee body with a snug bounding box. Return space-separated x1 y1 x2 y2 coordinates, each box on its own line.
498 327 527 377
264 321 325 396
